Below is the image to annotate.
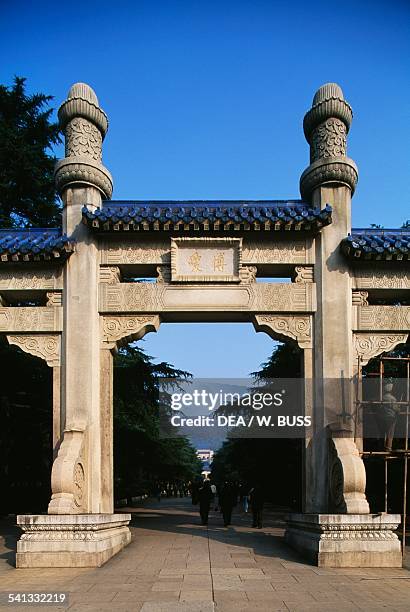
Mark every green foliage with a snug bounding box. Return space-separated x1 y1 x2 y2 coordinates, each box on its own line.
211 342 303 510
113 344 202 500
251 342 302 379
0 77 61 227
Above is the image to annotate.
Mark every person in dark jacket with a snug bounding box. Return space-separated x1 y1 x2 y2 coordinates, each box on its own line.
198 480 213 525
249 484 265 528
219 482 237 527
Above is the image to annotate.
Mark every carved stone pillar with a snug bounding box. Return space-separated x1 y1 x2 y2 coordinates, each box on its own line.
15 84 131 569
50 83 111 516
298 84 364 513
284 84 401 568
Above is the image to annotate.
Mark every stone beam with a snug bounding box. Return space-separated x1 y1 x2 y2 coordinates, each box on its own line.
353 269 409 290
99 282 316 314
0 269 63 291
353 306 410 331
242 239 314 264
0 307 63 333
99 237 314 266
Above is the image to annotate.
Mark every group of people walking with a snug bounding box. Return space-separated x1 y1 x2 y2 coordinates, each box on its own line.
196 480 265 528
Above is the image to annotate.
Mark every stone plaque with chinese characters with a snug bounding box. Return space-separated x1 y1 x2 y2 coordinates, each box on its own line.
171 237 242 282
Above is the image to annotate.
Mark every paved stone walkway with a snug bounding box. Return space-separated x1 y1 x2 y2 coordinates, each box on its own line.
1 498 410 611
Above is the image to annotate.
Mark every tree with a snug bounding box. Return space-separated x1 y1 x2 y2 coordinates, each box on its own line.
0 76 61 228
113 345 202 501
251 342 302 379
211 341 303 510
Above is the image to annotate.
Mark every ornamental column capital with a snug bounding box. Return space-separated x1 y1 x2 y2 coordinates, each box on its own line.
54 82 113 199
300 83 358 202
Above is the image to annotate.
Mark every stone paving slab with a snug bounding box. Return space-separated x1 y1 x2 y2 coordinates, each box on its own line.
1 500 410 611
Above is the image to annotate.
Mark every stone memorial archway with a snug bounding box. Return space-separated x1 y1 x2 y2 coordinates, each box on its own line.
0 82 408 568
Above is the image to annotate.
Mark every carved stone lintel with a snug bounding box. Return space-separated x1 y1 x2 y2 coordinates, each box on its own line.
353 306 410 331
0 307 63 333
352 290 369 306
294 266 314 283
101 315 160 349
242 239 312 264
253 314 312 349
0 269 62 291
353 270 410 290
99 239 314 267
46 291 63 307
101 241 170 265
239 265 257 284
48 428 87 514
6 334 61 367
328 432 369 514
354 333 408 366
99 282 315 313
99 266 122 284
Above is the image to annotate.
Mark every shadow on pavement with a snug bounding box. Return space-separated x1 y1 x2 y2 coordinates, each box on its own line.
0 517 20 567
125 497 307 565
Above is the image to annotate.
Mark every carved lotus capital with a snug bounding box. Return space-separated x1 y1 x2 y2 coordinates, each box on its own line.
299 156 358 202
54 157 113 198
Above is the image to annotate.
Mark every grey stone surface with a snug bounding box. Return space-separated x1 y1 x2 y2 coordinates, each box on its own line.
16 514 131 568
285 513 402 567
3 499 410 611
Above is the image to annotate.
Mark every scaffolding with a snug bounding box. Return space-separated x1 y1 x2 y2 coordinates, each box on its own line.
356 354 410 561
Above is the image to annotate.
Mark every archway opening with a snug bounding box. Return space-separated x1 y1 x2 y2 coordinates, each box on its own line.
0 336 53 515
112 322 304 519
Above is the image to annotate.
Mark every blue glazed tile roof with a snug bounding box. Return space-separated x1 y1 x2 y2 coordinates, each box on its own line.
342 229 410 261
0 228 74 262
82 200 333 232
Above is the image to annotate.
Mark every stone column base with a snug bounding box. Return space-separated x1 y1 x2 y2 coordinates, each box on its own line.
285 513 402 568
16 514 131 568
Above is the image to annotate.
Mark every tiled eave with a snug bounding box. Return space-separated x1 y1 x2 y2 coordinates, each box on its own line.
81 200 333 232
0 229 74 263
341 229 410 261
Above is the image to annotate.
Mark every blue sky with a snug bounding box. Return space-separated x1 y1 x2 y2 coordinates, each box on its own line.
2 0 409 376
